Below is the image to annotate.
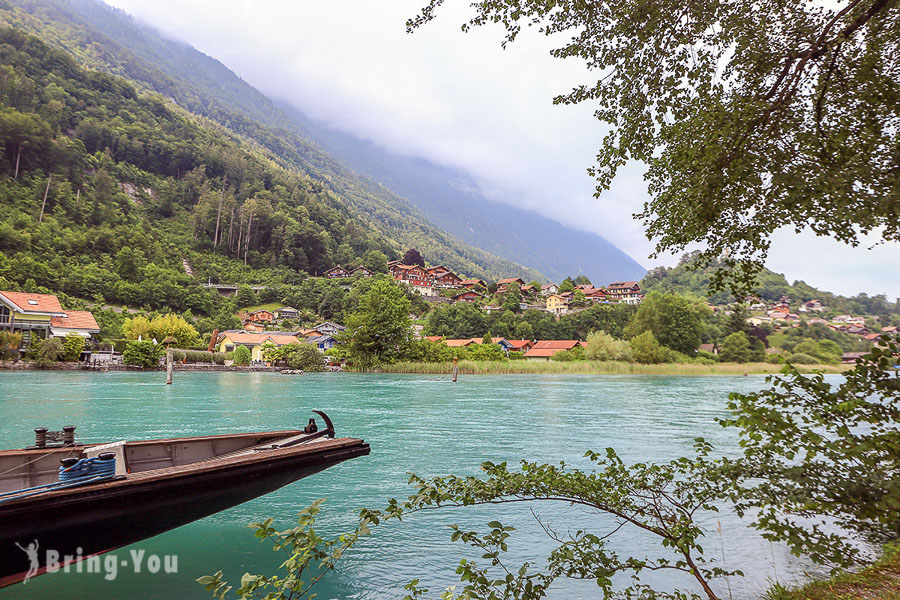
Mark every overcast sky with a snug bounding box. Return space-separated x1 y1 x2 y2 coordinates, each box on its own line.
105 0 900 301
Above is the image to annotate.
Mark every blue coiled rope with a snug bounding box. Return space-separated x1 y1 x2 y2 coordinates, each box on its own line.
0 456 117 505
58 456 116 483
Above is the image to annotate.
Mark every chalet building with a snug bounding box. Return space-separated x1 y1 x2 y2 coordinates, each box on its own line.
49 310 100 339
323 266 350 279
309 322 345 338
391 264 429 285
546 294 571 316
520 284 540 295
429 269 463 289
800 300 824 312
274 306 300 320
581 288 609 301
305 334 337 352
496 278 525 293
247 309 274 323
540 284 559 296
606 281 642 304
243 322 266 333
453 290 483 303
523 340 580 361
0 291 68 349
460 279 487 290
506 340 535 353
349 266 373 278
216 332 301 362
443 339 479 348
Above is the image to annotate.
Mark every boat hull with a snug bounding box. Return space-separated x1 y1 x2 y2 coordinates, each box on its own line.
0 437 369 587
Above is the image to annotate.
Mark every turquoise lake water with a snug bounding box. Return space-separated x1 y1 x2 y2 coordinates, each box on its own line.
0 371 835 599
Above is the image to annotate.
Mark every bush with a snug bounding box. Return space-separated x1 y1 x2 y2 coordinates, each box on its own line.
697 350 719 362
233 345 252 365
122 340 164 368
585 330 632 362
30 337 64 367
786 352 820 364
507 351 525 360
630 331 667 364
720 331 752 363
0 330 22 360
550 349 578 361
765 353 785 364
692 357 718 365
283 344 326 372
61 334 85 362
468 342 507 361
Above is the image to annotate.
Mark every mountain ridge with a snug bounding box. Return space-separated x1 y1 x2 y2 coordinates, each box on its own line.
0 0 545 281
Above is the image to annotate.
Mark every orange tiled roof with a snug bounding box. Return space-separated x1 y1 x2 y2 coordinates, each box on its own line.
0 291 65 314
50 310 99 330
532 340 579 350
444 339 477 347
506 340 533 350
220 332 300 346
523 348 561 358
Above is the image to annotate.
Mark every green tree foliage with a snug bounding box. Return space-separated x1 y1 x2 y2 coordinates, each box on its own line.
235 285 257 308
501 285 522 313
0 330 22 360
344 279 412 367
625 291 708 354
61 332 84 361
468 340 506 361
362 249 388 273
122 339 163 368
792 338 842 365
409 1 900 291
199 499 374 600
720 331 752 363
584 330 632 362
573 275 592 286
263 342 324 371
629 330 666 364
721 338 900 567
232 344 251 366
28 336 63 367
558 277 574 293
124 314 199 349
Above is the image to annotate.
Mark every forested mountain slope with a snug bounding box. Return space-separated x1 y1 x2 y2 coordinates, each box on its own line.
0 28 396 311
283 103 647 284
0 0 544 282
643 252 900 319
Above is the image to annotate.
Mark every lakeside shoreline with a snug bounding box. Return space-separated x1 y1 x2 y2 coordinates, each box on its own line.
357 360 851 376
0 361 850 376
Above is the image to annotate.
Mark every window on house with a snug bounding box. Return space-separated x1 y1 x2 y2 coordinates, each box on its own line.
27 299 38 305
0 305 9 324
225 345 234 352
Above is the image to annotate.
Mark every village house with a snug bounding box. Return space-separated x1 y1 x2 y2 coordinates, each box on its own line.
349 266 373 278
496 278 525 293
322 266 351 279
606 281 642 304
800 299 825 312
216 332 301 362
313 322 346 337
520 283 540 296
305 334 337 352
0 291 69 349
546 294 571 316
49 310 100 339
453 290 483 304
243 322 266 333
246 309 274 324
428 268 463 289
523 340 581 361
581 287 609 302
274 306 300 321
540 283 559 296
506 339 535 354
459 279 487 290
833 315 866 325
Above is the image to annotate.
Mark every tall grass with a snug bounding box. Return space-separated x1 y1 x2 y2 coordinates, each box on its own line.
361 361 849 375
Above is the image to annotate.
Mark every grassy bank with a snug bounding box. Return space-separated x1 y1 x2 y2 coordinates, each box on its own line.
359 360 850 375
768 543 900 600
